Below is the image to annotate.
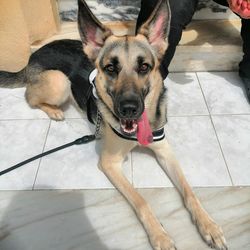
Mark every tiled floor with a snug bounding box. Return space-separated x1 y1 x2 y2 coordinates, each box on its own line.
0 71 249 190
0 187 250 250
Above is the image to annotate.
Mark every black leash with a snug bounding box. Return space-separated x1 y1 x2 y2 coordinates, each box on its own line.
0 134 96 176
0 69 102 177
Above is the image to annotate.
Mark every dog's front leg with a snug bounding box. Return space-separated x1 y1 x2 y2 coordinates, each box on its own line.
149 139 227 250
99 127 176 250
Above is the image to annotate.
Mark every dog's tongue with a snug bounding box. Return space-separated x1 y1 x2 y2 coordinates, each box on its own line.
137 110 153 146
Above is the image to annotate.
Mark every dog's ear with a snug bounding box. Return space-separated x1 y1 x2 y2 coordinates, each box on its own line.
78 0 112 61
136 0 171 59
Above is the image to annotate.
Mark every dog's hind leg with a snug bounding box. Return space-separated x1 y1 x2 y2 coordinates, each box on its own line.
25 70 71 120
149 139 227 250
99 126 176 250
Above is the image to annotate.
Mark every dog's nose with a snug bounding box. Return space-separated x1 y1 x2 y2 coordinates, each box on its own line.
119 100 139 118
117 95 143 119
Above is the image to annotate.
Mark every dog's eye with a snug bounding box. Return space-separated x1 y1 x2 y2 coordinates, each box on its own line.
138 63 150 74
105 64 115 73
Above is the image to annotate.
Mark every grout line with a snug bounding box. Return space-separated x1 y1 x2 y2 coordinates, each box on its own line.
204 113 250 116
0 117 88 121
32 120 52 190
195 72 234 186
209 116 234 185
169 70 238 74
130 151 134 187
167 114 209 117
153 114 250 118
0 118 50 121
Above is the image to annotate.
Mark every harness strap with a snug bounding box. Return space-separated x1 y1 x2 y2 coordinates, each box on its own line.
88 68 98 99
111 126 165 142
86 69 98 124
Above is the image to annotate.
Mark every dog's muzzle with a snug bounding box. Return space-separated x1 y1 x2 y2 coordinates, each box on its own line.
115 92 144 135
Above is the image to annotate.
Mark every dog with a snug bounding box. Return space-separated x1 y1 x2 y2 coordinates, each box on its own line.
0 0 227 249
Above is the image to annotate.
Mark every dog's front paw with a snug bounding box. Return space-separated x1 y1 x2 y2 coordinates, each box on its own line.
197 217 227 250
149 231 176 250
48 108 65 121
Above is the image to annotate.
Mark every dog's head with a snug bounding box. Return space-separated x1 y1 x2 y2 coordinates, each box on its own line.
78 0 170 134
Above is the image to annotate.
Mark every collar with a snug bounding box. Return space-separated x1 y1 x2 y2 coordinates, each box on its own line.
110 126 165 143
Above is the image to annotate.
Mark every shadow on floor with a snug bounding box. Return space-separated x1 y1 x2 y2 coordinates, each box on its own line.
0 187 121 250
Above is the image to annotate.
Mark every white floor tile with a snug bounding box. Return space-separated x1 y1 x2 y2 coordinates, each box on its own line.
0 87 86 120
0 120 50 190
132 147 173 188
61 98 87 119
166 116 232 186
0 87 47 119
166 73 208 116
35 119 132 189
132 116 232 187
212 115 250 186
197 72 250 114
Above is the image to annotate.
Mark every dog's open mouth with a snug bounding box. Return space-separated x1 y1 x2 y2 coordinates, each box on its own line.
119 111 153 146
120 119 138 135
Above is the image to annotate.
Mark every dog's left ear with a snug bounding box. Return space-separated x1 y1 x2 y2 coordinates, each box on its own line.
78 0 112 61
136 0 171 59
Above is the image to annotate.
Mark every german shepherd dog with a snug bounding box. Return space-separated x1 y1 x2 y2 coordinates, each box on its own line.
0 0 227 249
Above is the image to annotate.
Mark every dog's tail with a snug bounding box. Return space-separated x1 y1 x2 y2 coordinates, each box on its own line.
0 68 26 88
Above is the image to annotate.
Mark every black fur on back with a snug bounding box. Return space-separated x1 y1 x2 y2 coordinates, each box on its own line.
0 39 95 110
28 39 95 109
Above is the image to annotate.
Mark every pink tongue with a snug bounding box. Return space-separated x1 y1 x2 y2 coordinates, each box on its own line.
136 110 153 146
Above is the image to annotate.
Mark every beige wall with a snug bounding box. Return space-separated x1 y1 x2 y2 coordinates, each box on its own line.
0 0 59 72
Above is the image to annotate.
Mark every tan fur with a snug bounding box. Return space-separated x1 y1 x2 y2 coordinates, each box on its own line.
94 34 167 131
99 126 176 250
91 29 227 248
22 30 227 250
98 120 227 250
25 70 70 120
91 13 227 250
22 3 227 248
149 140 227 249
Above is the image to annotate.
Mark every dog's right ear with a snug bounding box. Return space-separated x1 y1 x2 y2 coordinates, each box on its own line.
78 0 112 61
